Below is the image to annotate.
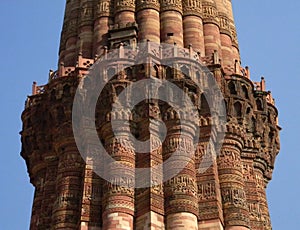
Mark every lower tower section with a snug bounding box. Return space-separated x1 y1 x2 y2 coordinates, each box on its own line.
22 43 280 230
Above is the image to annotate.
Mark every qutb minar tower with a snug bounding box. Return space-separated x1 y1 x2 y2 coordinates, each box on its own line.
21 0 280 229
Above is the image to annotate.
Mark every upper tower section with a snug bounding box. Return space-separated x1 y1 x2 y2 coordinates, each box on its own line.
58 0 240 73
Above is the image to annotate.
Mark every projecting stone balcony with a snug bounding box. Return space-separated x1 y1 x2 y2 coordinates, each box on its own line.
26 42 275 108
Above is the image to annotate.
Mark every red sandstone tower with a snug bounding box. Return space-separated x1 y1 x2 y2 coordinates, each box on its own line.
21 0 280 229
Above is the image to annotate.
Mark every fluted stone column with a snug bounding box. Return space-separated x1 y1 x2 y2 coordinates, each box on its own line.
101 118 135 230
243 155 264 229
182 0 205 55
93 0 113 55
215 0 234 72
253 160 272 230
160 0 184 47
78 0 94 58
30 170 46 230
133 100 165 230
242 148 263 229
114 0 135 25
39 157 58 229
136 0 160 43
163 118 199 229
218 134 250 230
59 0 80 66
196 124 224 229
52 140 85 229
202 0 222 58
80 154 102 230
223 0 240 63
27 130 54 229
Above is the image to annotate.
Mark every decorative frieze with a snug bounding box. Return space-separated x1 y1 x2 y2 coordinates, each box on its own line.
202 2 218 25
218 13 231 36
136 0 160 12
160 0 183 14
221 188 247 208
166 175 197 196
197 181 216 200
95 0 113 17
183 0 202 17
114 0 135 13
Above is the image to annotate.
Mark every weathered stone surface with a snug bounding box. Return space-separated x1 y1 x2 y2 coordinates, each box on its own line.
21 1 280 230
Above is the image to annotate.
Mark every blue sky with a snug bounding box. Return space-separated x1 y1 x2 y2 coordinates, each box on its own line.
0 1 299 229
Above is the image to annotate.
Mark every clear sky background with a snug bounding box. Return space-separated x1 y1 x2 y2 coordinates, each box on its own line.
0 1 299 229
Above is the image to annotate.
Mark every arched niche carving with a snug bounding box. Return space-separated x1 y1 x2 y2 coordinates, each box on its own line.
233 101 242 117
166 66 172 79
200 93 210 115
228 81 237 94
241 85 249 99
180 65 189 77
256 98 263 111
153 64 160 78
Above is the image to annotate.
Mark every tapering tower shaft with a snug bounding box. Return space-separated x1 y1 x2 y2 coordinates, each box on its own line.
21 1 280 230
58 0 240 73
